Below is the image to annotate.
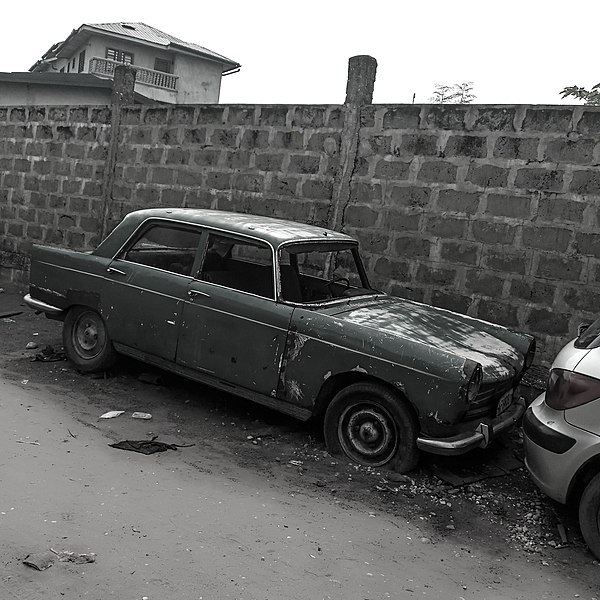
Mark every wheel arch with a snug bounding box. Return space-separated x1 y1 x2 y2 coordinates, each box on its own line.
312 371 418 422
567 454 600 506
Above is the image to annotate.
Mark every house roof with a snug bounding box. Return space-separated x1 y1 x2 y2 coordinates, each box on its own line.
30 22 241 74
0 72 155 103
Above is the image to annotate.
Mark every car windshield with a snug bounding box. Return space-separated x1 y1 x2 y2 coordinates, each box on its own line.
279 242 374 303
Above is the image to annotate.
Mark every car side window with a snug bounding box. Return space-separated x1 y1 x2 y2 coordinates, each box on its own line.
199 233 274 299
121 224 202 276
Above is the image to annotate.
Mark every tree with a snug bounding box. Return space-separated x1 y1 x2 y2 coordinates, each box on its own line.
430 82 476 104
560 84 600 106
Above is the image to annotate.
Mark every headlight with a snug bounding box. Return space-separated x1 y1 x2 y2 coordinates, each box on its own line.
466 365 483 403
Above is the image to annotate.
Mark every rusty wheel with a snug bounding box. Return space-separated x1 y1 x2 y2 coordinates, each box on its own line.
63 306 116 373
324 382 419 473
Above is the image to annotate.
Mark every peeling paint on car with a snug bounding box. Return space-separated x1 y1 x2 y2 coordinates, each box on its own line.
352 365 367 373
288 333 309 361
324 371 332 380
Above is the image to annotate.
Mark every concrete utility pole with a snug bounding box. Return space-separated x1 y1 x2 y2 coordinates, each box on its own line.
328 55 377 234
101 65 136 239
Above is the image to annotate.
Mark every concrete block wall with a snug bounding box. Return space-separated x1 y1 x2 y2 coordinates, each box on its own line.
107 104 343 233
0 105 111 279
347 104 600 360
2 101 600 362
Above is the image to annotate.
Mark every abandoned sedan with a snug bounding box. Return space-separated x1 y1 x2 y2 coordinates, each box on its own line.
25 209 535 472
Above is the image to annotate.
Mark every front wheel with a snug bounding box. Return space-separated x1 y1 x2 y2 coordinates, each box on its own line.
63 306 116 373
324 382 420 473
579 472 600 560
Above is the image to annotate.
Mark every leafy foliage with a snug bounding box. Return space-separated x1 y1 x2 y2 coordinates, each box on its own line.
430 82 476 104
560 84 600 106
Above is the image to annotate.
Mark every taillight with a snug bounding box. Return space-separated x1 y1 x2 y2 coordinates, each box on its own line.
545 368 600 410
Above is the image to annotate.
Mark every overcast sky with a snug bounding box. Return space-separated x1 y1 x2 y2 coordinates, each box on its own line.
1 0 596 106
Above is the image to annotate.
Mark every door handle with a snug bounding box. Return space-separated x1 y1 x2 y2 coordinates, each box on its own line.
106 267 127 276
188 289 210 298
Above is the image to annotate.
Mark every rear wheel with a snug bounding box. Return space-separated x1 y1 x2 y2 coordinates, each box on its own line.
579 472 600 560
323 382 420 473
63 306 116 373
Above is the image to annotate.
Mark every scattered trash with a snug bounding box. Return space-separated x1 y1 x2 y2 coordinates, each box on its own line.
17 439 40 445
34 345 67 362
0 311 22 319
26 341 39 350
109 436 194 455
138 372 164 386
288 460 303 467
67 429 77 439
99 411 125 420
131 412 152 420
23 552 55 571
20 380 29 385
0 288 4 293
50 548 96 564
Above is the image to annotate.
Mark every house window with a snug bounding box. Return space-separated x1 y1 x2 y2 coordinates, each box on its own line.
154 58 172 73
71 58 76 69
106 48 134 65
78 50 86 73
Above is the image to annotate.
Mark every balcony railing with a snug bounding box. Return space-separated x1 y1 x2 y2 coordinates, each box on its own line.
89 57 178 91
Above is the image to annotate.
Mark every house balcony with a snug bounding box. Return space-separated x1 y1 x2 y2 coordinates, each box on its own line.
89 57 178 91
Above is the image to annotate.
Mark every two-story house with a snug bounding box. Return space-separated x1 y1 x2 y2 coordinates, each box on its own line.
29 22 241 104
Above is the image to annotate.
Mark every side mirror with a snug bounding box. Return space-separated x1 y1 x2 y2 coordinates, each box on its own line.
578 322 592 337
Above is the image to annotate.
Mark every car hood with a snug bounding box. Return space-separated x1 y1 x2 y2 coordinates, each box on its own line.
326 296 524 380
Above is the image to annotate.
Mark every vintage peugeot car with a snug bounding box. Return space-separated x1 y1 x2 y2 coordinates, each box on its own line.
25 209 535 472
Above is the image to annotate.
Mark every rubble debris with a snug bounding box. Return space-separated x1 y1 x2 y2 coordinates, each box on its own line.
26 342 39 350
34 345 67 362
109 436 194 455
131 412 152 420
17 439 40 445
23 551 55 571
50 548 96 564
99 411 125 420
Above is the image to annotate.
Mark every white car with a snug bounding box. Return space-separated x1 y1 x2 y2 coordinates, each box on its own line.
524 320 600 559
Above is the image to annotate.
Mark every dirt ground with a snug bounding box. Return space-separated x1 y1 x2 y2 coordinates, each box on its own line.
0 282 599 599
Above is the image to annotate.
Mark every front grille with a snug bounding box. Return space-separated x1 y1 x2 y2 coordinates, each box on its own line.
465 378 515 420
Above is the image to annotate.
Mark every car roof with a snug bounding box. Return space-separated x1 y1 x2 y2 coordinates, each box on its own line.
123 208 356 247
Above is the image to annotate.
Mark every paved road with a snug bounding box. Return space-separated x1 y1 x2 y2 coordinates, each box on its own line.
0 377 595 600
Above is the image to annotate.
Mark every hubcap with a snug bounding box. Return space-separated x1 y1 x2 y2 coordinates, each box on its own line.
73 313 103 358
338 403 399 467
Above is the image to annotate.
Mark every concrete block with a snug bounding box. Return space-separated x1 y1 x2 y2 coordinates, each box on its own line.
484 248 529 275
522 108 572 132
292 107 325 128
437 189 480 213
444 135 486 158
388 186 431 209
510 278 557 305
440 240 480 264
270 176 298 196
166 148 190 165
394 235 431 258
465 271 505 297
416 264 458 286
241 129 270 150
575 232 600 258
466 164 509 188
485 193 531 219
528 307 569 335
417 161 457 183
425 216 467 238
274 131 304 150
473 108 515 131
288 154 320 174
478 300 519 328
211 128 239 148
380 106 419 129
144 108 169 124
424 106 468 130
544 138 595 165
431 290 473 314
514 168 564 192
493 136 539 160
183 128 207 145
374 257 409 280
538 196 585 223
399 134 439 157
471 221 516 244
570 170 600 195
374 158 410 180
197 107 226 124
522 225 572 252
536 255 583 281
258 107 288 127
345 205 379 228
171 106 195 125
301 179 333 200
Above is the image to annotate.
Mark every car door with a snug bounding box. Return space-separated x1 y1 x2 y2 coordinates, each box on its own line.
177 232 293 398
103 221 203 362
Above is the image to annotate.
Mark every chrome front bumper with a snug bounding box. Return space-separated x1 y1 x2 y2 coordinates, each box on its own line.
416 397 526 456
23 293 64 316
